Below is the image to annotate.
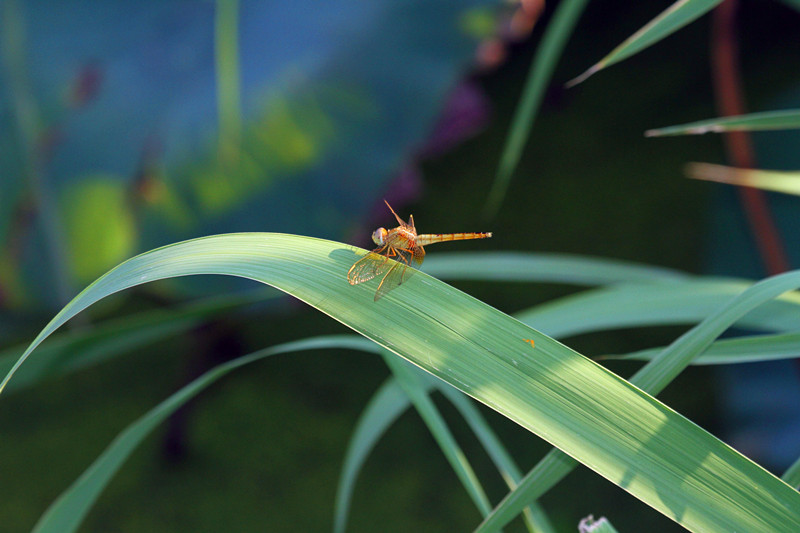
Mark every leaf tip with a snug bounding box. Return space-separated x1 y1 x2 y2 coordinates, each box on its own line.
565 64 599 88
684 162 734 185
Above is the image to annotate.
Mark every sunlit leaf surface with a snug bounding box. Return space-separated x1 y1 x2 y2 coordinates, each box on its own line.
5 233 800 532
686 163 800 196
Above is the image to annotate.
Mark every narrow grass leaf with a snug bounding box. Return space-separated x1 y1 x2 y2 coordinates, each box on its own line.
479 270 800 531
607 331 800 365
783 457 800 490
214 0 242 157
568 0 723 86
437 382 554 533
6 234 800 532
686 163 800 196
646 109 800 136
334 376 408 533
383 354 493 517
483 0 589 218
425 252 687 284
32 335 375 533
0 251 683 392
0 290 272 393
517 280 800 339
632 270 800 392
476 448 576 533
337 373 551 533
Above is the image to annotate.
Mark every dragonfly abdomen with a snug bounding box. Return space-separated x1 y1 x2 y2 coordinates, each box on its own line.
417 232 492 245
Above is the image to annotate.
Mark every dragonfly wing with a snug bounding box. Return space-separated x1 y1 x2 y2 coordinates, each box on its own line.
348 249 391 285
411 243 425 268
373 244 425 301
374 260 407 301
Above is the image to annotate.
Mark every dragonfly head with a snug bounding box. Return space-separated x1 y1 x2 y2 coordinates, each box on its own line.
372 227 388 246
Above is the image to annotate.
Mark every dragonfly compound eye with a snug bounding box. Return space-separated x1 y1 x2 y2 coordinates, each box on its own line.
372 228 388 246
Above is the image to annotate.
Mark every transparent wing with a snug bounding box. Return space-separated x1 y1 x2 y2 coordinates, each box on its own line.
372 244 425 301
347 248 391 285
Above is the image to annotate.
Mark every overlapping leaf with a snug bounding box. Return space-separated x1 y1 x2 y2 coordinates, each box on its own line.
5 234 800 532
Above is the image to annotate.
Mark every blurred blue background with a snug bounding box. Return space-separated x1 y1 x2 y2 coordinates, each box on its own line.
0 0 507 308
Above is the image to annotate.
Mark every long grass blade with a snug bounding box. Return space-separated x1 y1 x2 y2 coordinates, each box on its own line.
517 280 800 339
383 354 493 517
483 0 589 219
437 382 553 533
568 0 723 86
478 269 800 531
607 331 800 365
476 448 576 533
425 252 687 284
336 372 551 533
214 0 242 160
32 335 376 533
686 163 800 196
5 234 800 532
0 251 684 392
783 457 800 490
333 376 407 533
646 109 800 136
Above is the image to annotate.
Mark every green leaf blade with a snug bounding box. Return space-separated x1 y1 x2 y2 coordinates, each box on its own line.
483 0 589 218
646 109 800 136
608 331 800 365
425 252 688 284
334 377 408 533
32 335 376 533
517 279 800 339
7 233 800 532
569 0 723 86
686 163 800 196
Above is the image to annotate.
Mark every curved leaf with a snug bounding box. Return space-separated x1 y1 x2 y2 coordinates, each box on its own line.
425 252 688 284
0 251 689 393
31 335 376 533
478 269 800 531
334 377 406 533
483 0 589 218
383 354 492 516
608 331 800 365
6 234 800 532
517 279 800 338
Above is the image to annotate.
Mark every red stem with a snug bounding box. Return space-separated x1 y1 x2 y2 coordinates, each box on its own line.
710 0 789 275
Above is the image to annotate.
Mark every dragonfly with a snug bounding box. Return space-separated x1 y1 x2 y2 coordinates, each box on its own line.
348 200 492 301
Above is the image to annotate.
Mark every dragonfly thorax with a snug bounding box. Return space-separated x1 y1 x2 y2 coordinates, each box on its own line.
372 227 388 246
